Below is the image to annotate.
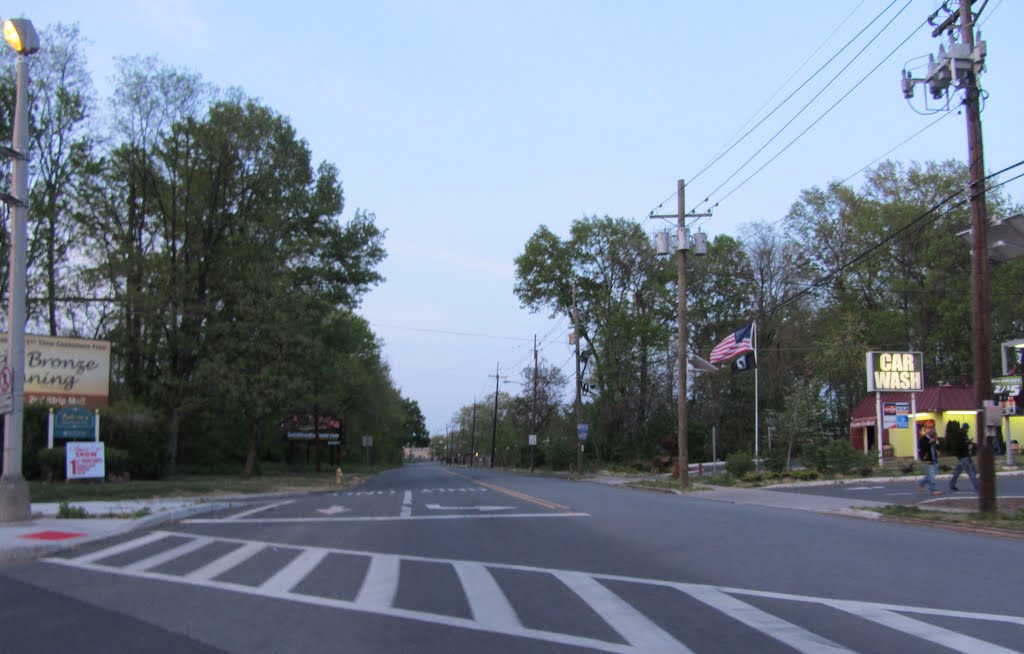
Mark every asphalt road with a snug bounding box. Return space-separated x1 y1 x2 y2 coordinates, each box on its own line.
764 473 1024 505
2 463 1023 653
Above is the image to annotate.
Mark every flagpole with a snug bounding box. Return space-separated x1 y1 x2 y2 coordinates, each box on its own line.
754 321 760 467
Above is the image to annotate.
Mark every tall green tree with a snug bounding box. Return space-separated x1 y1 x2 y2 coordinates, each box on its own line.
515 216 674 460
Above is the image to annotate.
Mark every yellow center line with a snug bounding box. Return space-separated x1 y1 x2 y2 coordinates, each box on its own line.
446 470 572 512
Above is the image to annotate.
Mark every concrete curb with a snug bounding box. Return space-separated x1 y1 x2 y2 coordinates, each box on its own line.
0 501 232 564
873 514 1024 540
760 469 1024 490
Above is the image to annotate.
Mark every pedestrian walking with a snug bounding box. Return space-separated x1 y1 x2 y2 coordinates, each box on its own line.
949 423 978 492
917 425 942 495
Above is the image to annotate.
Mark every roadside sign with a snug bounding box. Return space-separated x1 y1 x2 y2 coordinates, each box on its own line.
992 375 1022 415
0 365 11 415
362 435 374 448
528 434 537 446
54 406 95 440
66 442 105 480
577 424 588 441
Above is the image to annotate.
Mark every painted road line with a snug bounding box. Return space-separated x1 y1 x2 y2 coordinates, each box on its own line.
48 532 1024 654
556 570 694 654
825 601 1022 654
453 562 521 629
185 542 266 581
70 531 169 565
183 512 590 525
260 548 329 594
448 471 571 511
425 504 514 512
224 500 295 520
673 584 853 654
317 505 350 515
355 554 400 610
400 491 412 518
124 536 214 573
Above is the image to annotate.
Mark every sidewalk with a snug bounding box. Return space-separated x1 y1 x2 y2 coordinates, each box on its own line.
0 498 232 563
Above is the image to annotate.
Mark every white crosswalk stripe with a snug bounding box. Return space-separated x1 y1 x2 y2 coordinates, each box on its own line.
46 532 1024 654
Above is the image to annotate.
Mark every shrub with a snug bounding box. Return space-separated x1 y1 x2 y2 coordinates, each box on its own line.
36 446 66 481
57 500 89 519
764 447 789 473
726 452 755 478
101 403 168 479
802 439 875 475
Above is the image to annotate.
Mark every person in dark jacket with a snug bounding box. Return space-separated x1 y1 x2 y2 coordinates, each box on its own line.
949 423 978 492
917 426 942 495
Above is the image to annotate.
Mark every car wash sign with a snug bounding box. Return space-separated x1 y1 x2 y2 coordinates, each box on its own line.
866 351 924 392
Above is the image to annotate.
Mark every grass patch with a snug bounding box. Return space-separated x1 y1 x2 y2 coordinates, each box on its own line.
28 465 383 503
874 504 1024 533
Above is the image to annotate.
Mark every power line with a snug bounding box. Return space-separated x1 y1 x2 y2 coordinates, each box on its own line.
838 109 956 186
645 0 891 220
766 158 1024 317
687 0 887 189
372 323 531 342
693 1 918 214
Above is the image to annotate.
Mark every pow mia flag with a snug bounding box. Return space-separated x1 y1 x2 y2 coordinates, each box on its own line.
731 351 756 375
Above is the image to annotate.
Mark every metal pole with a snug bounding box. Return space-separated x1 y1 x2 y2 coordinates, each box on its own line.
677 179 689 489
490 363 499 468
911 394 919 461
469 399 476 467
959 0 995 512
712 424 717 476
753 321 760 467
0 52 32 522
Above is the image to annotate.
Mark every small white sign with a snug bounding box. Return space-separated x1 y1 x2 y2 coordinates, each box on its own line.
0 365 12 415
67 442 105 480
362 435 374 447
528 434 537 446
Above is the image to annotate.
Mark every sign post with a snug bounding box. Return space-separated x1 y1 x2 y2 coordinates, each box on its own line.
866 352 924 466
362 435 373 466
993 375 1021 466
528 434 537 472
576 424 588 476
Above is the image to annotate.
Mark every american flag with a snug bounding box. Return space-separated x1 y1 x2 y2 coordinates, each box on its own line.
709 323 754 364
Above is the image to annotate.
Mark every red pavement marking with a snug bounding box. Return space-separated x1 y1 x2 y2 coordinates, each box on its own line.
18 530 86 541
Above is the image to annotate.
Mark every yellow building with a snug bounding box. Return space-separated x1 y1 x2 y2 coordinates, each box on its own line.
849 385 1022 458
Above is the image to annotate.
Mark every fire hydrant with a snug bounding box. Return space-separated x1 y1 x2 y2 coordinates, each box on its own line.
335 467 343 486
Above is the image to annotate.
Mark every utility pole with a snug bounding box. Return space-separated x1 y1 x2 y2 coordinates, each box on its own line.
488 363 505 468
469 399 477 467
651 180 710 491
902 0 993 511
959 0 995 513
676 181 688 488
573 280 583 475
532 334 539 435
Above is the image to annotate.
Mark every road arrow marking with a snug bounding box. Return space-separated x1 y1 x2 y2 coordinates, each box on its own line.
317 505 351 515
424 504 514 512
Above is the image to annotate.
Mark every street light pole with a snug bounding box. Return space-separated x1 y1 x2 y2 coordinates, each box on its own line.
0 18 40 523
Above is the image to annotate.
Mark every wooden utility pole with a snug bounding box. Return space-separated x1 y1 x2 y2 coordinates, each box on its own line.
469 399 477 467
959 0 995 512
676 179 689 489
489 363 502 468
532 334 539 435
573 280 583 475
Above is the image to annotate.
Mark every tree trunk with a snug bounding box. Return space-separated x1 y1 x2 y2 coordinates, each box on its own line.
167 406 181 473
242 424 262 479
314 405 322 473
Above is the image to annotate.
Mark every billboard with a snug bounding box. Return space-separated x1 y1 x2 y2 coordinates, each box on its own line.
866 352 924 392
0 333 110 408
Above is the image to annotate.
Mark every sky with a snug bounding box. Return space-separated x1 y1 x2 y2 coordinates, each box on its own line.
15 1 1024 434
